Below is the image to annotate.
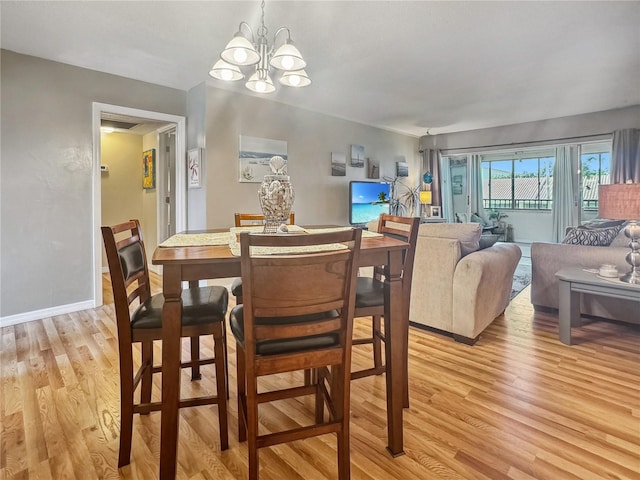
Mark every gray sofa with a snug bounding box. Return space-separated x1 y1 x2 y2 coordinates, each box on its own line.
531 222 637 324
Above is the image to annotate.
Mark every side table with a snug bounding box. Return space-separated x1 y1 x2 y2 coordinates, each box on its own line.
555 268 640 345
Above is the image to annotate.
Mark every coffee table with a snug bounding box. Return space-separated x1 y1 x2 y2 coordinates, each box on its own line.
555 267 640 345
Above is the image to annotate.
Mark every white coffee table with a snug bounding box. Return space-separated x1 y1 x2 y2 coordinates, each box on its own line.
555 268 640 345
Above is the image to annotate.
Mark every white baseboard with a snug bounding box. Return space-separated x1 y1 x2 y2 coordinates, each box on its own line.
0 300 96 328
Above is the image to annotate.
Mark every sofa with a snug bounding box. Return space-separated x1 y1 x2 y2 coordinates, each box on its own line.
409 223 522 344
531 220 637 324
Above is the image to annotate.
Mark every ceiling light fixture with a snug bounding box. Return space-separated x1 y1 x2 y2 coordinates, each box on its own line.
208 0 311 93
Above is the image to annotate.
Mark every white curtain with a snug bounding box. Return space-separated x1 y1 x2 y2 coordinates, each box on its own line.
611 129 640 183
469 155 487 221
552 145 578 242
440 156 454 222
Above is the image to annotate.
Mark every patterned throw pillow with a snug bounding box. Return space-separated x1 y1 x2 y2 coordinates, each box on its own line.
561 225 622 246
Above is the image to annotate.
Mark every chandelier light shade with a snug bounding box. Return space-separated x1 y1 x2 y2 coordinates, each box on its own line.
209 0 310 94
279 69 311 87
209 59 244 81
598 183 640 284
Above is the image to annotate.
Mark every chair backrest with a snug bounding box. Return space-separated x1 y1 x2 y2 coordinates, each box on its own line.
374 214 420 312
239 229 361 367
234 212 295 227
101 220 151 342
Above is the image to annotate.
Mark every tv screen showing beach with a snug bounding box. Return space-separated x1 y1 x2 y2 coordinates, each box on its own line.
349 181 390 224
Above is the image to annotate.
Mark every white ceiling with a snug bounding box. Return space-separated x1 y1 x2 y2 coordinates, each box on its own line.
2 1 639 137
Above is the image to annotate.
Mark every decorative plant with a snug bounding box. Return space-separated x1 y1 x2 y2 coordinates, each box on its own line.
384 175 421 217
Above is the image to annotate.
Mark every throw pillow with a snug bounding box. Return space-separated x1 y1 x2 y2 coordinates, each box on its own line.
581 218 626 229
479 234 499 250
418 223 481 256
470 213 490 227
561 225 622 246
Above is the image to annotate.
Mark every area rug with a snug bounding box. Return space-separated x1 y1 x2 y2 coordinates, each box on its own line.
511 263 532 300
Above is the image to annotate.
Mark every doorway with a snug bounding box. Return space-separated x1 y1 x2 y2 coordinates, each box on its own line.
92 102 186 307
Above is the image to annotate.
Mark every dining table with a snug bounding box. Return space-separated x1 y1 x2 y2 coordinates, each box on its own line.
152 226 410 480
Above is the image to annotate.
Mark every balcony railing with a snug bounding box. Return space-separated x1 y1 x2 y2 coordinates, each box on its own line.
482 199 600 210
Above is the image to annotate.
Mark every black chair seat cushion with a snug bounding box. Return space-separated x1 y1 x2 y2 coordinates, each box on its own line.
231 277 243 298
355 277 385 309
131 286 228 329
229 305 340 356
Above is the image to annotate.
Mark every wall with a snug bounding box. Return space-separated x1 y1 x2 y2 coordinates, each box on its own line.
0 50 186 320
100 132 144 267
424 106 640 243
200 86 420 228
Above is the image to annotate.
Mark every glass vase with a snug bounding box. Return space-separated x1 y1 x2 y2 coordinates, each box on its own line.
258 174 295 233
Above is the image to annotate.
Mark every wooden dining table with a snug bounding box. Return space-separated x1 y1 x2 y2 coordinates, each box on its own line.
152 229 410 480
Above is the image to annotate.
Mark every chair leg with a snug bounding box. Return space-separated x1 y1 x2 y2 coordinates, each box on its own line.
213 326 229 450
372 315 383 371
190 336 201 380
315 367 325 423
236 345 247 443
140 340 153 415
118 355 135 467
247 373 259 480
222 321 229 400
332 364 351 480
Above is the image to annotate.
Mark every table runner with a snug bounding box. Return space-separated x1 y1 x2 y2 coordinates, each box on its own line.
159 225 382 251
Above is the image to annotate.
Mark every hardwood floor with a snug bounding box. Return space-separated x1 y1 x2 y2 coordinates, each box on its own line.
1 275 639 479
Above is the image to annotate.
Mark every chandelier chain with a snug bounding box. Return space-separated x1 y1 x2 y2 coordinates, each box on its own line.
257 0 268 38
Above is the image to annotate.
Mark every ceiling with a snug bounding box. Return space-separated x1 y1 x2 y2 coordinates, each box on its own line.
2 1 639 137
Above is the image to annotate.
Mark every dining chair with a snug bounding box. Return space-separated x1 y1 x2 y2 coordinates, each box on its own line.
351 214 420 405
231 228 361 480
101 219 229 468
230 212 295 305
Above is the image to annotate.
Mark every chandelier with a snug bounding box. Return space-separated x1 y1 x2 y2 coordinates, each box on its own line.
209 0 311 94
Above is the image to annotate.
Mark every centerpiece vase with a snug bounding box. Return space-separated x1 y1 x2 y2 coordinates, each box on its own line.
258 156 295 233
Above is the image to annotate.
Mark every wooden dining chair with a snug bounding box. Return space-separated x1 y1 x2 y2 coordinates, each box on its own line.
231 228 361 480
101 219 229 468
351 214 420 404
230 212 295 305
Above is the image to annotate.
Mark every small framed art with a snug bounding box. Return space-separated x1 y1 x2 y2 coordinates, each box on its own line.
143 149 155 189
188 148 202 188
430 206 441 218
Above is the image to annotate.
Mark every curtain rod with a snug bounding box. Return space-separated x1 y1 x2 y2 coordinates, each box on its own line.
438 132 613 155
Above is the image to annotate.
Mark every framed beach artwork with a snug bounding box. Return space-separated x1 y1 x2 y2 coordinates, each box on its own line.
331 152 346 176
187 148 202 188
238 135 288 183
350 144 365 167
142 149 155 189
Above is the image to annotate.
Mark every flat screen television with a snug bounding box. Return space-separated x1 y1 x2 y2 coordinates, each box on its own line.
349 181 391 225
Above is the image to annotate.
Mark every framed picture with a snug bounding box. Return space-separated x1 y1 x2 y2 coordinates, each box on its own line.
143 149 155 189
452 174 463 195
396 161 409 177
331 152 346 176
187 148 202 188
430 206 441 218
367 158 380 179
350 144 365 167
239 135 288 183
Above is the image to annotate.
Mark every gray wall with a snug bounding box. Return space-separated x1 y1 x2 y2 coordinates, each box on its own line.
0 50 186 318
425 106 640 243
200 86 420 228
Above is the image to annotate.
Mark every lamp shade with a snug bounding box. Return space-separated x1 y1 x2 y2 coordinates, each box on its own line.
209 59 244 81
270 41 306 71
599 184 640 220
245 71 275 93
279 69 311 87
221 34 260 66
419 191 432 204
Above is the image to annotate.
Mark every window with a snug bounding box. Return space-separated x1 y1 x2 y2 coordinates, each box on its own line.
481 149 555 210
580 142 611 211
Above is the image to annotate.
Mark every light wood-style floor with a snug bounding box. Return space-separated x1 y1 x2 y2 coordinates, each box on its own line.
2 274 639 480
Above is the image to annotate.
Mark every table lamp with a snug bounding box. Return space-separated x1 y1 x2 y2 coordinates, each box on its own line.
598 183 640 284
419 190 432 219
